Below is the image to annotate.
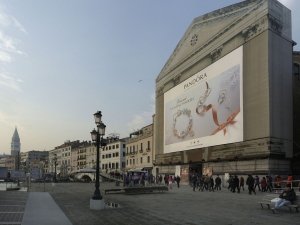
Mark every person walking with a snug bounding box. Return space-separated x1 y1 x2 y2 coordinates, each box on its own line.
232 175 240 193
260 177 267 192
199 176 204 191
254 175 261 191
192 175 197 191
204 175 209 191
176 175 181 188
209 175 214 192
240 176 245 191
164 175 169 186
215 175 221 192
227 175 233 191
274 175 282 193
286 174 293 186
266 175 272 192
246 175 256 195
168 176 174 189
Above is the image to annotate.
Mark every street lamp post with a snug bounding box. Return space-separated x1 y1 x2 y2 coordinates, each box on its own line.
53 154 58 184
90 111 107 210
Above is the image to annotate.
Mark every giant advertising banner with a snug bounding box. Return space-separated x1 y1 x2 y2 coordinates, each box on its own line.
164 46 243 153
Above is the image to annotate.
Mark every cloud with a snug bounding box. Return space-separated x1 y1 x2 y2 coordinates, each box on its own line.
122 93 155 137
0 71 23 92
0 31 26 55
0 3 27 63
0 4 27 33
0 50 13 62
11 16 28 34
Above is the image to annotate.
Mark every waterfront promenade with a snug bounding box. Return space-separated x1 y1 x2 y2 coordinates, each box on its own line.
0 182 299 225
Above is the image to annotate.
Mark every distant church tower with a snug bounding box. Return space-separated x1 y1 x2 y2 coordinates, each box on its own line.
11 127 21 157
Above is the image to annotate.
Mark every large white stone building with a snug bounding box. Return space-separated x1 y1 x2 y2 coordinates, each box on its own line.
154 0 296 184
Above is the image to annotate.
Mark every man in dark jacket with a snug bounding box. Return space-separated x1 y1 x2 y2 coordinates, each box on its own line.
272 184 296 214
246 175 256 195
176 175 181 188
232 175 240 193
215 175 221 191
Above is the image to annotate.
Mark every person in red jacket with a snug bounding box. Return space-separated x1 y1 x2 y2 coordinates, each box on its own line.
275 175 282 193
286 174 293 186
260 177 267 192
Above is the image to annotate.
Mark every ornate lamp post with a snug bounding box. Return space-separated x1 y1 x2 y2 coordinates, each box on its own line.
90 111 107 210
53 154 58 183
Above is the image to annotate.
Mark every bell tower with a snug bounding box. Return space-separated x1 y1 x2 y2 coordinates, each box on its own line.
11 127 21 157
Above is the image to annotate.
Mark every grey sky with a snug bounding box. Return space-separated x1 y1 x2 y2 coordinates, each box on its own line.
0 0 299 154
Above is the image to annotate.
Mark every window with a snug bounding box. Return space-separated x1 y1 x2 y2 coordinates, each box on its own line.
116 144 119 148
147 156 150 163
106 147 108 150
133 146 135 151
123 144 125 148
126 160 128 165
102 155 105 159
294 63 299 80
141 143 143 150
116 162 119 169
127 147 128 153
116 152 119 157
123 152 125 156
147 141 150 149
130 159 132 165
113 145 115 149
130 146 132 153
109 146 111 150
140 157 142 164
133 159 135 164
113 153 115 157
122 162 125 168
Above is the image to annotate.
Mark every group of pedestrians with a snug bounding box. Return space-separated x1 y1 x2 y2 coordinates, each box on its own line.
227 174 277 195
162 175 181 188
191 174 222 192
227 175 245 193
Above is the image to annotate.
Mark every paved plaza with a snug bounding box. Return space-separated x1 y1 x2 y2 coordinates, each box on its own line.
0 182 299 225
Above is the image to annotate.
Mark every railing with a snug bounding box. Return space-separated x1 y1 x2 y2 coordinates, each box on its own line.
146 148 150 152
269 179 300 193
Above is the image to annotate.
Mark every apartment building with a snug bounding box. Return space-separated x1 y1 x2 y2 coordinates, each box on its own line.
126 124 153 173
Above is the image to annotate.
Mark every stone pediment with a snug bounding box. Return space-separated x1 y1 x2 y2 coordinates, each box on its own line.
156 0 291 84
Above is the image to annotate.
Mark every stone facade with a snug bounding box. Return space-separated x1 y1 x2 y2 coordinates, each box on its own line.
154 0 294 180
126 124 154 172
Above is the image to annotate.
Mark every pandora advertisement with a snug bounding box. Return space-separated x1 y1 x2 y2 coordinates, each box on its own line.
164 46 243 154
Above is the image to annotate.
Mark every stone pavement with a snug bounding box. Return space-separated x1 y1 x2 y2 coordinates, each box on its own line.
32 182 300 225
0 191 28 225
1 182 299 225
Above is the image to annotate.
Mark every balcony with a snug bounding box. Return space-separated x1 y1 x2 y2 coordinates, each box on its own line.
146 148 150 152
139 149 143 153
